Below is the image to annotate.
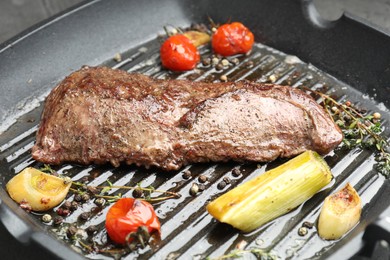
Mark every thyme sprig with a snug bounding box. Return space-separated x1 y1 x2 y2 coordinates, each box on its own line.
208 248 277 260
71 180 180 203
302 87 390 177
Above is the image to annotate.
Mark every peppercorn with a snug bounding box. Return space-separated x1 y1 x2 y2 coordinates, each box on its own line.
190 183 199 196
81 193 90 202
62 201 71 210
217 181 227 190
86 225 98 236
232 168 241 177
223 176 231 184
94 197 106 206
52 216 64 225
41 214 52 223
343 115 351 122
211 57 219 65
182 170 192 179
373 112 381 120
198 184 206 192
74 194 82 202
198 175 208 183
302 221 314 229
202 57 211 66
231 57 240 65
56 208 70 216
269 74 276 83
132 188 144 198
216 63 224 71
298 227 308 236
70 201 79 211
67 225 78 239
90 206 101 214
221 59 229 67
79 212 90 221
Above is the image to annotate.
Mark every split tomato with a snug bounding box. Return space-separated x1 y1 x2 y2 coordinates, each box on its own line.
212 22 254 56
160 34 200 71
105 198 161 245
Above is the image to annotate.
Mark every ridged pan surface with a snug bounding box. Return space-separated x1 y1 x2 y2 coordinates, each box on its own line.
0 36 389 260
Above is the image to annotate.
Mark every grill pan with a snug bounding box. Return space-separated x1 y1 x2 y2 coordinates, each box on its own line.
1 0 390 259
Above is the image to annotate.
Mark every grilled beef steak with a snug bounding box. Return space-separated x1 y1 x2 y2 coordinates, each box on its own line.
31 66 343 170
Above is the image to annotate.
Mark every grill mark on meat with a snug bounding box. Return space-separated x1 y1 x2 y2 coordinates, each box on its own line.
31 66 343 170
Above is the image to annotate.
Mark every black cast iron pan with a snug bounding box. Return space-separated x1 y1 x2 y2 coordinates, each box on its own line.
1 0 390 259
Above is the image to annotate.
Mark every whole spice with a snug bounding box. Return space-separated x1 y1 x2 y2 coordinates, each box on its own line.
79 212 91 221
182 170 192 179
132 188 144 199
52 216 64 225
56 208 70 216
198 184 206 192
62 201 71 210
86 225 98 236
232 168 241 177
67 225 78 239
74 194 82 202
190 183 200 196
42 214 52 223
302 221 314 229
70 201 79 211
298 227 308 236
217 181 227 190
222 176 231 184
198 175 208 183
81 194 90 202
94 197 106 206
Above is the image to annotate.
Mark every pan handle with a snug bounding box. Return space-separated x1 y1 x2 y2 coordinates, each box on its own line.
300 0 340 29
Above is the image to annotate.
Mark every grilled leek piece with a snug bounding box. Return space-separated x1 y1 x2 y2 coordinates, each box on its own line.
318 183 361 240
6 167 71 211
206 150 332 232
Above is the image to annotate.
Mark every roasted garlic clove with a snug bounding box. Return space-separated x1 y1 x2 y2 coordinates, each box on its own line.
183 30 211 47
207 150 333 232
6 167 71 211
318 183 362 240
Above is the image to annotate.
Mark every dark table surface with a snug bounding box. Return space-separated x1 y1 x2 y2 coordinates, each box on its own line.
0 0 390 259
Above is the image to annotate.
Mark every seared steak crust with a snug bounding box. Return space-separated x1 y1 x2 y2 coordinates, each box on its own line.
32 66 342 170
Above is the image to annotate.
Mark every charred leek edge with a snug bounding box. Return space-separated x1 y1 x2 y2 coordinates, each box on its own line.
206 150 333 232
318 183 362 240
6 167 71 211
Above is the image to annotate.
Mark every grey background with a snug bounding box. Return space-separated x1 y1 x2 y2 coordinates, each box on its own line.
1 0 390 44
0 0 389 259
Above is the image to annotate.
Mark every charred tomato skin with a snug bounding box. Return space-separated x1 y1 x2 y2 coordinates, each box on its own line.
212 22 254 56
160 34 200 71
105 198 161 245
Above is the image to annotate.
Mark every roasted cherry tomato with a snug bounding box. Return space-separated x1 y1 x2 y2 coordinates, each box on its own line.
105 198 161 245
212 22 254 56
160 34 200 71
